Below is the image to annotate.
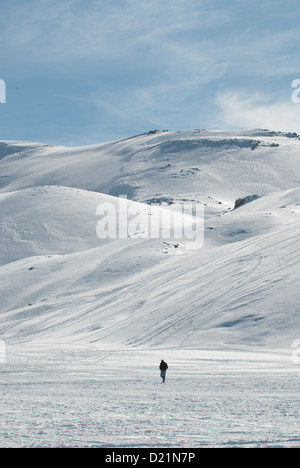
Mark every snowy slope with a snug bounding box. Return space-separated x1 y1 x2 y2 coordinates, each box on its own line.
1 129 300 352
1 130 300 200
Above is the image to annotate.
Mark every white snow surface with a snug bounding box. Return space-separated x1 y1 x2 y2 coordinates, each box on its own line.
1 129 300 447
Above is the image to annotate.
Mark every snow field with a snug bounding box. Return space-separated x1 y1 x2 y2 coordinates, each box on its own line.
1 347 300 448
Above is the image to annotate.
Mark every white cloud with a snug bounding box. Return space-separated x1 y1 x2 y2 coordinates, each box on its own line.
1 0 230 72
214 91 300 133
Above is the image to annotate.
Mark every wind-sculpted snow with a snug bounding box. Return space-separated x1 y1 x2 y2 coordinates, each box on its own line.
156 138 263 154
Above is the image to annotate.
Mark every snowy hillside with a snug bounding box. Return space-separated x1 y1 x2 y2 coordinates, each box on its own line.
1 129 300 352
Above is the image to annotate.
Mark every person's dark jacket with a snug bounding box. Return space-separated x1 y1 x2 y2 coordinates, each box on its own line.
159 360 168 371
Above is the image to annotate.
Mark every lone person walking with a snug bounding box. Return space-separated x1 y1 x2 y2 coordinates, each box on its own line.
159 359 168 383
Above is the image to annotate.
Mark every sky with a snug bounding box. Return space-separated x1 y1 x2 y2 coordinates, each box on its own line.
1 0 300 146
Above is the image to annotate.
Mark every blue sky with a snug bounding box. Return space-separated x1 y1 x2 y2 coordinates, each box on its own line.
1 0 300 146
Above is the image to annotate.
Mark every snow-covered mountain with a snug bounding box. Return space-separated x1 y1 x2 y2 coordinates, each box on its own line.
1 129 300 352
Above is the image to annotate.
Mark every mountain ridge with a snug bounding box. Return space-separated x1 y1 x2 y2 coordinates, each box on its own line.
1 129 300 352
